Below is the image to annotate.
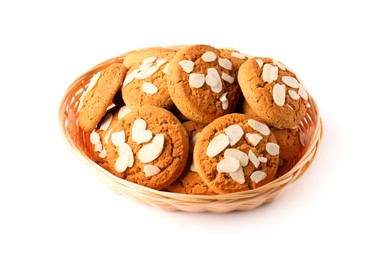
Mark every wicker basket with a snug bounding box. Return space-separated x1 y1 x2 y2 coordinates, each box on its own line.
58 52 323 213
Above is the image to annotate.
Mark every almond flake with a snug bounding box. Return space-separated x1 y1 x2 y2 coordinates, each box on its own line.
99 113 113 131
231 51 245 59
87 72 101 92
229 166 245 184
190 160 197 172
132 119 152 144
273 59 286 70
179 60 194 73
118 143 132 156
138 134 164 163
266 143 280 156
115 155 130 173
90 131 100 145
99 149 107 159
256 59 264 68
142 82 158 94
142 56 157 64
162 63 170 74
207 68 222 93
118 106 132 119
248 150 260 168
205 72 219 87
225 124 244 146
206 133 230 158
218 58 232 70
246 133 262 146
221 73 234 84
138 63 153 70
111 130 125 146
221 100 229 110
189 73 205 88
282 76 300 89
298 87 308 100
202 51 217 62
135 66 159 79
190 132 200 153
144 165 161 177
248 119 270 135
104 129 112 144
262 64 278 83
258 156 267 163
219 92 228 102
224 148 249 167
250 171 267 183
123 69 140 86
94 142 102 152
288 90 300 100
156 58 167 67
217 157 240 173
273 83 286 106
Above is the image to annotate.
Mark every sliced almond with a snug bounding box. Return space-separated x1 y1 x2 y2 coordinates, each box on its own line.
218 58 232 70
202 51 217 62
273 83 286 106
90 131 100 145
250 171 267 183
135 66 159 79
256 59 264 68
217 157 240 173
229 166 245 184
104 129 112 144
189 73 205 88
248 150 260 168
288 90 300 100
142 56 157 64
122 69 139 87
111 130 125 146
99 113 113 131
132 119 152 144
138 63 153 71
162 63 170 74
221 72 234 84
179 60 194 73
87 72 101 92
231 51 245 59
115 155 130 173
98 149 107 159
142 82 158 94
206 133 230 158
190 160 197 172
266 143 280 156
248 119 270 135
144 165 161 177
298 87 308 100
224 148 249 167
282 76 300 89
246 133 262 146
118 106 132 120
225 124 244 146
190 132 200 153
205 72 219 87
138 134 164 163
219 92 229 110
273 59 286 71
94 142 102 152
258 156 267 163
118 143 134 167
156 58 167 67
262 64 278 83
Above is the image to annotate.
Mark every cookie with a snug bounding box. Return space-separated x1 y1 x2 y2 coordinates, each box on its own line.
78 63 127 131
167 44 241 124
219 48 249 70
166 121 216 195
193 113 279 194
237 57 309 128
271 127 304 161
122 47 176 109
98 105 189 190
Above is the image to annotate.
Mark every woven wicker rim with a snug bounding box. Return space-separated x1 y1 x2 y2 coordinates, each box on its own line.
58 50 323 213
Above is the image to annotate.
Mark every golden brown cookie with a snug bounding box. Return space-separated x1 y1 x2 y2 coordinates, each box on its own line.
78 63 127 131
166 121 216 195
167 44 241 124
121 47 176 109
193 113 279 194
271 127 304 161
98 105 189 190
238 57 309 128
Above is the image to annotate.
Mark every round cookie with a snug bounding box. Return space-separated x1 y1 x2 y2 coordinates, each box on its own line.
167 44 241 124
122 47 176 109
98 105 189 190
193 113 279 194
78 63 128 131
238 57 309 128
166 121 216 195
271 127 304 161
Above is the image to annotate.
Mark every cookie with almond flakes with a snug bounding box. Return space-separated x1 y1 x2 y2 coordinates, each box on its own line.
167 44 241 124
238 57 309 128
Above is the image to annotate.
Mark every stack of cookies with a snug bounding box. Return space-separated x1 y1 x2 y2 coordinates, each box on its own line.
77 44 309 195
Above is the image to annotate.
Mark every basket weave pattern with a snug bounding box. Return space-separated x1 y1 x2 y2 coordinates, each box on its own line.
58 54 323 213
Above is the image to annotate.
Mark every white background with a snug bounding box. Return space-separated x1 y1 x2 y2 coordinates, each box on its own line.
1 0 389 259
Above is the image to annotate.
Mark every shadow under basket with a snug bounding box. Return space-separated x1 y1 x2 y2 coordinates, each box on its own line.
58 53 323 213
